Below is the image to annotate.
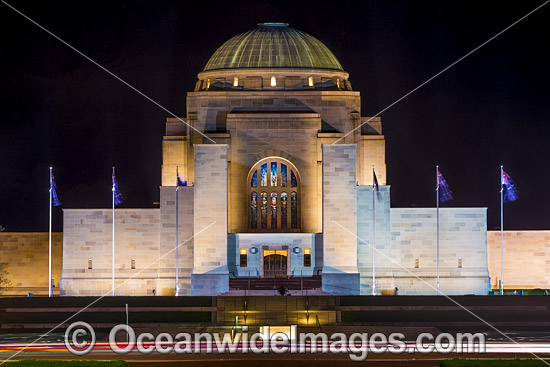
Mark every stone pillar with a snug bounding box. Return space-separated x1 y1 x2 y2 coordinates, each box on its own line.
321 144 359 295
357 185 392 295
192 144 229 295
158 186 194 296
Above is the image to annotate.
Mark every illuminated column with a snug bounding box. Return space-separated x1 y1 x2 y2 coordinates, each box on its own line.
321 144 359 295
192 144 229 295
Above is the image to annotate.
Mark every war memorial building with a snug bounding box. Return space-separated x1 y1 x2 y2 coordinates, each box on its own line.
2 23 548 298
51 22 495 297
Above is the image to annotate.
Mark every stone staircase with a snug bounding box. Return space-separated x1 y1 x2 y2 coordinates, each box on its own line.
222 276 326 296
228 276 322 290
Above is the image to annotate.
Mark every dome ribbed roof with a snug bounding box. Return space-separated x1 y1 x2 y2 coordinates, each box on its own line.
203 23 344 71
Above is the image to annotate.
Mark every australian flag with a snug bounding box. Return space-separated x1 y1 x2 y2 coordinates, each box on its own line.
50 172 62 207
437 170 453 203
373 168 379 191
112 172 125 206
176 167 187 187
502 170 518 203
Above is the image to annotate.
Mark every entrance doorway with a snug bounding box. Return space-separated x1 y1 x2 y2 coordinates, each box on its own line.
263 250 288 278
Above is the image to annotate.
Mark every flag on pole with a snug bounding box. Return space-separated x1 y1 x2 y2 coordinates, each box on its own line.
176 167 187 187
373 168 379 192
50 172 62 206
501 170 518 203
112 172 125 206
437 170 453 203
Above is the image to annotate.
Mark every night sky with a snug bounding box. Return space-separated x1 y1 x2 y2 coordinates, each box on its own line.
1 0 549 232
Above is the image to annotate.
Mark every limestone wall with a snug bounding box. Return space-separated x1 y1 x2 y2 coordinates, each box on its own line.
357 186 392 294
163 90 388 236
192 144 229 295
158 186 194 296
321 144 359 294
357 135 386 186
161 134 189 187
227 112 321 233
0 232 62 296
60 209 160 296
388 208 490 295
185 91 364 234
187 91 361 139
487 230 550 289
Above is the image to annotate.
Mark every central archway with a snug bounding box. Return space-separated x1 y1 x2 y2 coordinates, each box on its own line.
247 157 301 232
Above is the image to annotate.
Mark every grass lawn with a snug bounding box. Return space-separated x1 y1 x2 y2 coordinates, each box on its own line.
442 359 550 366
8 361 128 366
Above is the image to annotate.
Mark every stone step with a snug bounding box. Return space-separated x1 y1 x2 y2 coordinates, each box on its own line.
230 276 322 290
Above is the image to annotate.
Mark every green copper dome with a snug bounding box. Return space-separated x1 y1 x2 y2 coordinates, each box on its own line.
203 23 344 71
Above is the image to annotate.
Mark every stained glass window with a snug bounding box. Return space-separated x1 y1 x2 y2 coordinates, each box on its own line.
291 170 297 187
271 162 277 186
260 192 268 229
281 192 287 229
261 164 267 187
251 171 257 187
291 191 298 229
270 192 277 228
249 159 299 230
250 192 257 229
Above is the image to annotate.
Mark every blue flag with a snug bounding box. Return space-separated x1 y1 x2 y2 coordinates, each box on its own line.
112 173 124 206
502 170 518 203
50 173 61 207
373 168 379 192
176 167 187 187
437 170 453 203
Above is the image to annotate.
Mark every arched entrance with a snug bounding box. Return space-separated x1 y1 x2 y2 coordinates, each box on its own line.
247 157 301 232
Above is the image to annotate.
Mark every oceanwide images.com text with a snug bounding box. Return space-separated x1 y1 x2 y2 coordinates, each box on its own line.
65 322 486 361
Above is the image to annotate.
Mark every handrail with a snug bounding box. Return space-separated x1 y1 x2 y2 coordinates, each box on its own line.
315 314 322 332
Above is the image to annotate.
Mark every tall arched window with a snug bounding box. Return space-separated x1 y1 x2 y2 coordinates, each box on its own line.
248 158 300 232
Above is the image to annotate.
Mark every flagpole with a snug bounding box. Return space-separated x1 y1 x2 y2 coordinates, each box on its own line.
436 165 440 296
112 166 115 297
372 165 376 296
175 166 179 296
49 167 53 297
500 165 504 296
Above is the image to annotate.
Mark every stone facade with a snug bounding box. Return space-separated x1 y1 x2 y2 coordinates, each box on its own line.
158 185 194 295
385 208 490 295
232 233 316 278
60 209 161 296
17 22 524 297
357 186 392 295
161 91 383 235
192 144 229 295
356 187 490 295
0 232 62 296
321 144 359 294
487 230 550 290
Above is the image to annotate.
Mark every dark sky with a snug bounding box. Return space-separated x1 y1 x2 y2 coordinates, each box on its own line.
1 0 549 232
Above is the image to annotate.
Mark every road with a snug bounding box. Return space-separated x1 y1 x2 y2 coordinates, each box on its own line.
1 340 550 366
